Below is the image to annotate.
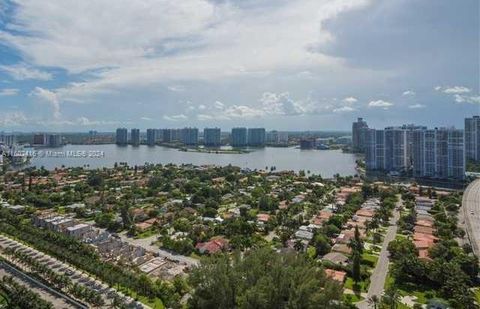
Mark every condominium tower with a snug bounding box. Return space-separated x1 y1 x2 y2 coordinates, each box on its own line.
204 128 221 147
231 127 248 147
131 128 140 146
465 116 480 161
116 128 128 145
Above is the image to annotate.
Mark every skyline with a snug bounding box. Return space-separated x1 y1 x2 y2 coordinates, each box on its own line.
0 0 479 131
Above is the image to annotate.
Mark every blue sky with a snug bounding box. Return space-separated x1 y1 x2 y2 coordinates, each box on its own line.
0 0 478 132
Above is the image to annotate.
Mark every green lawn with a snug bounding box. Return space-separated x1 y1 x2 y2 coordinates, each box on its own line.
474 288 480 303
344 277 369 293
343 293 363 303
117 286 165 309
134 229 158 239
361 253 378 267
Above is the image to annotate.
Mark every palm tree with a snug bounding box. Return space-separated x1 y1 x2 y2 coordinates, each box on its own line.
382 285 401 309
368 295 380 309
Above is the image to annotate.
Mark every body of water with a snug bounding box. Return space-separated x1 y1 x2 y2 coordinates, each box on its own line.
26 144 359 178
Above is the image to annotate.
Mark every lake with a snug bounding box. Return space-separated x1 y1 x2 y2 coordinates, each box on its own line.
26 144 359 178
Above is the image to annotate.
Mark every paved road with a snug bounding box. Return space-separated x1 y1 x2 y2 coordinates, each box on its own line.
0 262 84 309
356 197 401 309
462 179 480 257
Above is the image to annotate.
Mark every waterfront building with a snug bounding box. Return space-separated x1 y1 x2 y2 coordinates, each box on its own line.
131 128 140 146
352 118 369 152
300 139 316 149
155 129 163 142
266 131 288 145
146 129 157 146
47 134 62 147
116 128 128 145
163 129 172 143
412 128 465 180
465 116 480 161
204 128 221 147
248 128 266 147
181 127 199 146
231 127 248 147
0 134 15 146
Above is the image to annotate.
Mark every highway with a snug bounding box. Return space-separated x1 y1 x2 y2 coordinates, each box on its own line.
462 179 480 257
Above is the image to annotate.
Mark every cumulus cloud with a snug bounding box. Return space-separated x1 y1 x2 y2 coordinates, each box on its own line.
342 96 358 104
333 106 355 113
30 87 61 119
0 64 52 81
0 0 371 103
368 100 393 108
0 112 28 126
163 114 188 121
0 88 19 96
402 90 415 96
408 104 426 109
454 94 480 104
436 86 471 94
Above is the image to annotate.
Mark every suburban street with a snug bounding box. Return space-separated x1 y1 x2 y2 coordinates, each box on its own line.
462 179 480 257
356 197 402 309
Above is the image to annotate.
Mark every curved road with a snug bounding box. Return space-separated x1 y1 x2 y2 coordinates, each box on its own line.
462 179 480 257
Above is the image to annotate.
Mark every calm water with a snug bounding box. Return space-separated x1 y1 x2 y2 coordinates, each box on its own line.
26 144 359 178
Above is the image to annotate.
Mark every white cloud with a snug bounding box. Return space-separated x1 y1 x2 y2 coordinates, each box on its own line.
30 87 61 119
167 85 186 92
140 116 153 121
402 90 415 96
74 116 120 126
333 106 355 113
0 0 371 103
0 112 28 127
368 99 393 108
454 94 480 104
163 114 188 121
408 104 426 109
342 96 358 104
260 92 307 116
0 88 19 96
438 86 471 94
434 86 442 91
0 64 52 81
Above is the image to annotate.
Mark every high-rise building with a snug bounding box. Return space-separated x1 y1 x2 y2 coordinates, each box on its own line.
155 129 163 142
248 128 266 147
385 127 408 172
163 129 172 143
131 128 140 146
231 127 248 147
465 116 480 161
266 131 288 145
412 128 465 180
181 127 198 146
116 128 128 145
204 128 221 147
352 118 369 152
33 133 48 146
146 129 157 146
47 134 62 147
0 134 16 147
